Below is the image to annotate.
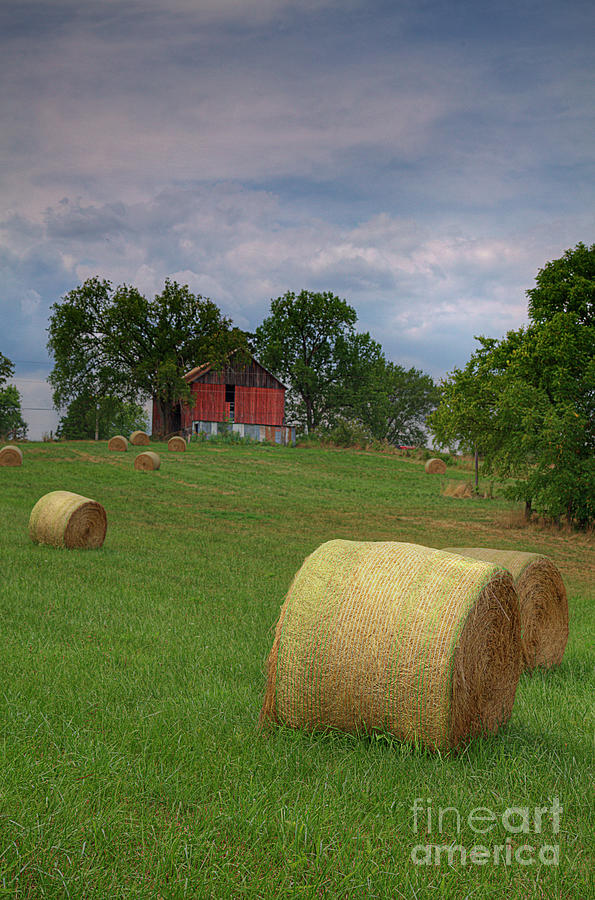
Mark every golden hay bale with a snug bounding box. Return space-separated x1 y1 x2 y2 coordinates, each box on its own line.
425 457 447 474
107 435 128 452
260 540 522 751
29 490 107 549
130 430 150 446
444 548 568 670
0 445 23 466
168 436 186 452
134 451 161 471
443 481 473 499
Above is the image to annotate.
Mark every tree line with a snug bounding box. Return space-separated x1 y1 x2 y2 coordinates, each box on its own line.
4 241 591 526
429 242 594 528
45 280 439 447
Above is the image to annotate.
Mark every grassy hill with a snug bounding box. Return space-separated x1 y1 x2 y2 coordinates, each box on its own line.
0 440 592 898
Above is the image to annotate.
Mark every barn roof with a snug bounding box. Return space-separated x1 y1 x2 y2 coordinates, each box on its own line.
184 352 287 390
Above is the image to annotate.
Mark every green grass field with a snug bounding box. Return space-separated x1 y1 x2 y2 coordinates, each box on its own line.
0 440 593 899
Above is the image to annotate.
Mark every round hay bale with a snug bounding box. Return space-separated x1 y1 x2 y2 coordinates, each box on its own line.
130 430 150 446
134 451 160 471
108 435 128 452
425 457 447 474
443 548 568 670
260 540 522 751
0 445 23 466
168 436 186 452
29 490 107 549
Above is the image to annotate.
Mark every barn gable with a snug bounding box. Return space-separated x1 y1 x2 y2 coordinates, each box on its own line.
184 355 287 390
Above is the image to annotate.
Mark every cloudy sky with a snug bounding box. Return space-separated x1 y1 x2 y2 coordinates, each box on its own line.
1 0 593 438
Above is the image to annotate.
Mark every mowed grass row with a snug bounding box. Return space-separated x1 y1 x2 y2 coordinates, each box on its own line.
0 441 592 899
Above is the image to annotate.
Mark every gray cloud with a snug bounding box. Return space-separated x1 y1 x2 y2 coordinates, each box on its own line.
1 0 593 439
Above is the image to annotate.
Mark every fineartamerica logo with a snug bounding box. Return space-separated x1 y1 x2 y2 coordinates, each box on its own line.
409 797 562 868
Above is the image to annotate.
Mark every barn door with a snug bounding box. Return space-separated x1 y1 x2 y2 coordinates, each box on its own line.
225 384 235 422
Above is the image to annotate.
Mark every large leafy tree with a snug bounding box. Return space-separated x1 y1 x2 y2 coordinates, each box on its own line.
253 290 361 432
364 361 439 447
104 280 247 434
429 243 595 525
47 278 126 440
0 353 27 440
48 278 248 436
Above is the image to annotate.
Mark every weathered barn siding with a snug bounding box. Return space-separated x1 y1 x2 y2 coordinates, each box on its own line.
235 386 284 426
187 383 226 423
152 353 293 442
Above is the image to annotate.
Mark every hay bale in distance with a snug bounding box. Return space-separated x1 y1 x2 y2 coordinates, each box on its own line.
108 435 128 452
29 490 107 549
0 445 23 466
261 540 522 751
168 436 186 452
443 481 473 499
425 457 447 474
444 548 568 669
134 451 161 471
130 430 150 446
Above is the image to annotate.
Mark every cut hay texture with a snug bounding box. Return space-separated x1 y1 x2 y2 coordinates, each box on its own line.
29 490 107 549
443 481 473 499
0 445 23 466
425 457 447 474
107 435 128 452
444 548 568 670
168 436 186 452
130 430 150 446
134 451 161 471
261 540 522 751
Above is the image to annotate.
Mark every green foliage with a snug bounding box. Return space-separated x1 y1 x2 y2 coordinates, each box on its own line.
429 243 595 526
48 278 248 436
255 290 437 442
56 395 148 441
527 240 594 326
0 351 14 384
355 360 439 446
321 418 372 448
254 290 358 432
0 353 27 440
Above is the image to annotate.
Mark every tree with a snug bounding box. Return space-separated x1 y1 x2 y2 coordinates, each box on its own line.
333 338 438 447
527 240 594 326
104 280 247 434
428 243 595 524
47 278 128 440
253 290 359 432
48 278 248 436
0 353 27 440
358 360 439 446
56 395 148 441
427 342 504 489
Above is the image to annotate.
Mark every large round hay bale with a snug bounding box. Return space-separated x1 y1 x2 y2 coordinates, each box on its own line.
108 435 128 452
425 457 447 474
29 490 107 549
261 540 522 751
0 445 23 466
134 451 160 471
130 430 150 446
444 548 568 669
168 436 186 452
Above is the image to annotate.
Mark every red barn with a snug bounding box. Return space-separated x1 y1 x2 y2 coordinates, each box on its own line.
152 354 295 444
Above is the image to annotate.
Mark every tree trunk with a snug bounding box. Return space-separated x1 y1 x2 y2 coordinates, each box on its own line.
474 445 479 490
94 403 99 442
524 499 532 521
